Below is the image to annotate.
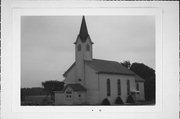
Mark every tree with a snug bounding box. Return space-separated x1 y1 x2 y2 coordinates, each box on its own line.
144 74 155 102
41 80 64 101
121 60 131 69
130 63 155 102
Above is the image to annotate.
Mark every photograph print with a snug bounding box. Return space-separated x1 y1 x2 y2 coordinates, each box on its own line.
21 16 155 106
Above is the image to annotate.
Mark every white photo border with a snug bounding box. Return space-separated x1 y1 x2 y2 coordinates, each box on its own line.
13 6 162 113
2 1 179 119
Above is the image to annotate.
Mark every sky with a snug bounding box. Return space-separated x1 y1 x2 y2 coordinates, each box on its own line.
21 16 155 88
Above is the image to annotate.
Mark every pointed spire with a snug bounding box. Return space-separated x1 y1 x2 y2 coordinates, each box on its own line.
79 16 89 42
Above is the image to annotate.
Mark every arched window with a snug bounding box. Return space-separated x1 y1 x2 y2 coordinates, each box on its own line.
78 44 81 51
117 79 121 96
86 44 90 51
127 80 130 95
107 79 110 96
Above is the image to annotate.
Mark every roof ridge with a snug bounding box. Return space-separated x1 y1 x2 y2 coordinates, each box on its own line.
92 58 120 63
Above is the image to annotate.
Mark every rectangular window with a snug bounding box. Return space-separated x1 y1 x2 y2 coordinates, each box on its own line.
117 79 121 96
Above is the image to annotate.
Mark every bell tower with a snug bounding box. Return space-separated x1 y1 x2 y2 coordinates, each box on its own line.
74 16 93 85
74 16 93 61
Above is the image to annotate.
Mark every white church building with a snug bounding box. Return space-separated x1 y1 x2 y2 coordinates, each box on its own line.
54 16 145 105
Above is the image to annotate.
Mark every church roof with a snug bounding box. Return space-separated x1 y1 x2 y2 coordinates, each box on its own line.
63 62 75 77
63 59 135 77
64 83 87 92
85 59 135 75
63 59 145 82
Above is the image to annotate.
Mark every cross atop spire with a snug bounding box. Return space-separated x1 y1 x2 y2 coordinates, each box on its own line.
79 16 89 42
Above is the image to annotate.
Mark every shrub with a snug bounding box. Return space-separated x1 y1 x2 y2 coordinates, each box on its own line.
101 98 111 105
115 97 124 105
126 95 135 103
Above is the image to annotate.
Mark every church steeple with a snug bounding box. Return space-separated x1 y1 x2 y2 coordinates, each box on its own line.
74 16 93 85
75 16 93 62
74 16 93 44
79 16 89 42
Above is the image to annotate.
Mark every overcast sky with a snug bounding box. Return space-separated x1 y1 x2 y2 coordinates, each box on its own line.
21 16 155 88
